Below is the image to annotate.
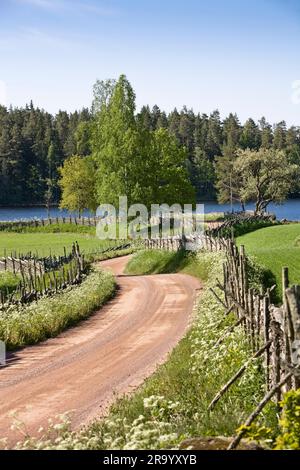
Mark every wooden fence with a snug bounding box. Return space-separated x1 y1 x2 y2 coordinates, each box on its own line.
208 237 300 449
0 243 80 275
144 237 183 251
0 241 133 309
0 243 84 308
143 234 226 252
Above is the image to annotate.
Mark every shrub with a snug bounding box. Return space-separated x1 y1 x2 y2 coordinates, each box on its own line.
0 269 115 350
220 220 278 238
237 389 300 450
275 389 300 450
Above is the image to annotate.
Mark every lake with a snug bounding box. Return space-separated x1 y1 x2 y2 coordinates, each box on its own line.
1 200 300 221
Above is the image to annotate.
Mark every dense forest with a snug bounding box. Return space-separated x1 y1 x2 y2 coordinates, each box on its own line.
0 99 300 206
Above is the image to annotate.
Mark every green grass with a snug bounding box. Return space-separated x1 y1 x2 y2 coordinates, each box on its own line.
0 232 120 257
0 268 116 350
237 223 300 300
125 249 210 280
0 271 20 294
0 223 96 235
87 247 136 263
204 212 224 222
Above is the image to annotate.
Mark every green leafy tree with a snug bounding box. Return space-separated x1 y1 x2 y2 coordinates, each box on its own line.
92 75 195 209
91 74 139 207
235 148 298 213
59 155 96 216
145 128 195 206
92 79 116 115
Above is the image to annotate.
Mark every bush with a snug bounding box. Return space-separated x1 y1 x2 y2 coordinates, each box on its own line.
237 389 300 450
0 269 116 350
275 390 300 450
220 220 279 238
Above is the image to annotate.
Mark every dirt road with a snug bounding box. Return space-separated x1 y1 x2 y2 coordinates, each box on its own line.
0 255 201 445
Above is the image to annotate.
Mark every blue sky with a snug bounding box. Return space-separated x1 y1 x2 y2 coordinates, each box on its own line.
0 0 299 125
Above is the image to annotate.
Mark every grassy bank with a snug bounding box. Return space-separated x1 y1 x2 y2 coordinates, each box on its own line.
125 249 210 280
0 268 116 350
16 250 275 450
87 247 135 263
237 223 300 299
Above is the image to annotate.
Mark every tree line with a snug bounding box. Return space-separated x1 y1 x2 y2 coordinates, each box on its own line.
0 102 91 206
1 76 300 211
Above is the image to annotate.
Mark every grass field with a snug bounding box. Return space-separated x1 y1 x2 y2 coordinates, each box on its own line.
0 232 119 257
237 223 300 299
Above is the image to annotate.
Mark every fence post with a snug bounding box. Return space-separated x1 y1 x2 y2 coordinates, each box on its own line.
282 267 293 390
263 295 271 390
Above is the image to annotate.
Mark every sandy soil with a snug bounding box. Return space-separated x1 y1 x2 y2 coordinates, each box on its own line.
0 255 201 446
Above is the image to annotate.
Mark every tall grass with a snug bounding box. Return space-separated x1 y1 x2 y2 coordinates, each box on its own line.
0 272 20 295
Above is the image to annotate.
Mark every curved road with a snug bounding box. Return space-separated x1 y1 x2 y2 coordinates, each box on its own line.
0 255 201 445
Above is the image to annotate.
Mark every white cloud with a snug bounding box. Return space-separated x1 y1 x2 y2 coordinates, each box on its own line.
15 0 119 16
0 81 7 106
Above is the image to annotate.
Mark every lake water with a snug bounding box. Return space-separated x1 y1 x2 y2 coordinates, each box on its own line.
0 207 93 221
202 200 300 220
1 200 300 221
